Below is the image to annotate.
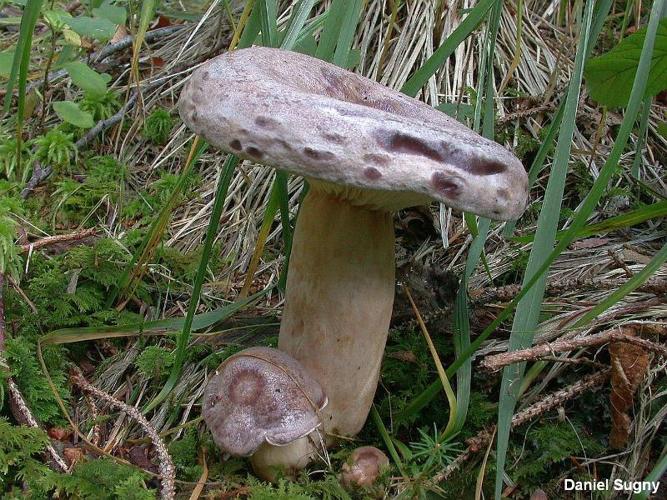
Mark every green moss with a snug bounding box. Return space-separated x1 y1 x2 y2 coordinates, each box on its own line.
143 109 174 145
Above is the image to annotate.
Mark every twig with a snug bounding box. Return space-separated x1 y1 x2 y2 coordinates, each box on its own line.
25 25 188 94
19 228 98 253
470 277 667 304
1 274 68 472
70 367 176 500
480 324 667 371
6 379 69 472
430 370 610 483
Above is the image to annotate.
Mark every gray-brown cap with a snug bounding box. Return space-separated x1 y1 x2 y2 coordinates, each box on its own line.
179 46 528 219
203 347 327 456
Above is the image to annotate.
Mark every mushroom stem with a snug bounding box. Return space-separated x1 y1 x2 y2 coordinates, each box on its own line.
253 188 395 476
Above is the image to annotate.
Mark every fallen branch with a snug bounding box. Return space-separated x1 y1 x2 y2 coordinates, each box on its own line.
431 370 610 483
70 367 176 500
480 324 667 371
1 274 68 472
20 228 98 253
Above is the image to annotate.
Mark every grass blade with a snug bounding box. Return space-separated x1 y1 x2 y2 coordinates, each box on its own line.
41 290 268 345
258 0 278 47
631 96 652 178
145 154 239 413
4 0 43 177
494 1 595 495
634 446 667 500
406 287 458 439
513 200 667 243
572 242 667 329
401 0 495 98
331 0 363 68
450 0 501 433
370 405 406 476
280 0 317 50
314 0 347 61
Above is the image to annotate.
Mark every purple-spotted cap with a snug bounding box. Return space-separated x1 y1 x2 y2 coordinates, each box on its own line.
179 46 528 219
202 347 327 457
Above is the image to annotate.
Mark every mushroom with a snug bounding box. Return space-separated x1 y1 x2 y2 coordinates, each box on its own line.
340 446 390 489
180 47 529 475
203 346 327 479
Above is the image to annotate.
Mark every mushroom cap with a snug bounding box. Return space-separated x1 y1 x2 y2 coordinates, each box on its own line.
203 346 327 457
340 446 390 488
179 47 528 219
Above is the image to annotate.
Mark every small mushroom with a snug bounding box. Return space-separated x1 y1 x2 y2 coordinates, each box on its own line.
340 446 390 489
180 47 529 474
203 347 327 478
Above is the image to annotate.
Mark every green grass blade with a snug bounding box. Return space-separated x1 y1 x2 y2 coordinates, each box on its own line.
634 446 667 500
41 290 268 345
631 96 652 178
331 0 363 68
145 154 239 413
258 0 278 47
401 0 494 98
502 103 564 237
314 0 347 60
4 0 43 177
573 242 667 329
370 405 406 476
451 0 501 433
237 1 262 49
280 0 317 50
513 200 667 243
494 1 595 495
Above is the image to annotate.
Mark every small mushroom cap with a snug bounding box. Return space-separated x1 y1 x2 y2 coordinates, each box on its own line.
203 346 327 457
179 47 528 219
340 446 390 488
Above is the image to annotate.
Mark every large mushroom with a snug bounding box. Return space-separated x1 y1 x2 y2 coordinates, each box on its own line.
180 47 528 477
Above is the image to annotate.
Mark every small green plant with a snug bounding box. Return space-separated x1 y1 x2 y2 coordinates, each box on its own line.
33 128 77 170
168 428 202 481
143 108 174 145
0 188 22 281
0 418 55 496
80 90 120 121
135 345 175 379
409 424 462 473
0 131 30 181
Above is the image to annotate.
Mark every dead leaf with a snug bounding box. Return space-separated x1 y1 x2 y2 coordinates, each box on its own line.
571 238 610 250
609 334 649 448
48 427 71 441
63 447 85 466
387 350 418 363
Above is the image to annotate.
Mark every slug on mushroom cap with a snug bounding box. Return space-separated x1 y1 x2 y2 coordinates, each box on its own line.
181 46 529 479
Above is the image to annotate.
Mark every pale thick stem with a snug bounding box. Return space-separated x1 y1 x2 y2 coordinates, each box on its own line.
251 189 395 479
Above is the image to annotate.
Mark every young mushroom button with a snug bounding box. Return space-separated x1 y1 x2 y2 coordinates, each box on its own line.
203 347 326 461
181 46 529 477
